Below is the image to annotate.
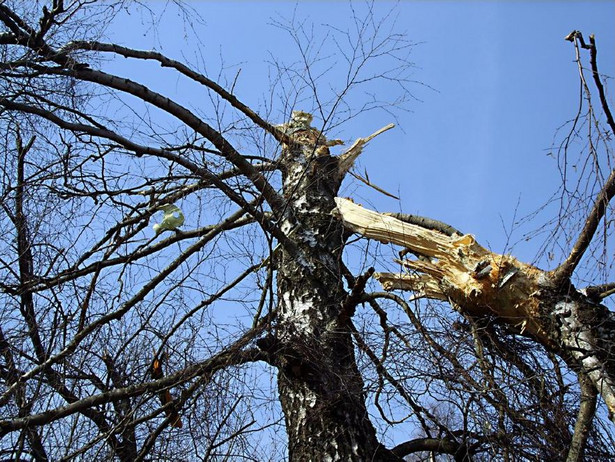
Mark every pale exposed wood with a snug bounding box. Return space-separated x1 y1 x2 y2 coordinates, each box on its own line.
334 197 553 348
337 124 395 176
335 197 615 419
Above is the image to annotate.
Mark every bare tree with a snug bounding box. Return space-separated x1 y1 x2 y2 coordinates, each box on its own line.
0 2 613 461
336 30 615 461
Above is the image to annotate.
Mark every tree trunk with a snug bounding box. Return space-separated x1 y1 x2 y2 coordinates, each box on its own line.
260 122 398 461
334 198 615 422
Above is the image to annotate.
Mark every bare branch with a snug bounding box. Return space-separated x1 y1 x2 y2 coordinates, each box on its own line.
566 372 597 462
337 123 394 176
391 438 473 461
584 282 615 301
565 32 615 134
553 32 615 285
0 332 265 436
553 166 615 285
60 40 293 144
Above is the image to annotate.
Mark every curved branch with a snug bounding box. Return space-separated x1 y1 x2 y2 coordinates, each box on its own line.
587 34 615 133
348 319 439 436
391 437 473 461
60 40 292 144
9 63 288 214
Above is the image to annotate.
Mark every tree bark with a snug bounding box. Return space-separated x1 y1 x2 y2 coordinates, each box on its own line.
260 125 399 461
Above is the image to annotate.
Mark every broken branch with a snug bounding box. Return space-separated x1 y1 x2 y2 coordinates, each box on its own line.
334 197 615 420
333 197 554 348
337 123 395 176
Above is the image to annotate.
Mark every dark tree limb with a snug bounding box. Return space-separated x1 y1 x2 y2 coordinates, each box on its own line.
0 4 75 68
584 281 615 301
102 353 138 460
566 372 597 462
565 31 615 134
384 212 462 237
60 40 292 144
587 34 615 134
391 437 474 461
553 164 615 285
0 328 48 462
338 266 374 324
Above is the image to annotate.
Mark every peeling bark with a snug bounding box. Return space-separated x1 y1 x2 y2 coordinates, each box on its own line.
334 198 615 421
263 123 399 461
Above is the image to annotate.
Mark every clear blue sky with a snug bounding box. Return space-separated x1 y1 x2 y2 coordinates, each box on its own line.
107 0 614 268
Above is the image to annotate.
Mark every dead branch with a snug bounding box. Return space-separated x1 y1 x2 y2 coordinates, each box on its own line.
391 438 474 461
384 212 463 237
337 123 395 176
333 197 547 347
334 197 615 420
584 281 615 301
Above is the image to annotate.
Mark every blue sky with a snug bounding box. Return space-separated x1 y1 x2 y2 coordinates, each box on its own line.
108 0 614 268
44 1 615 450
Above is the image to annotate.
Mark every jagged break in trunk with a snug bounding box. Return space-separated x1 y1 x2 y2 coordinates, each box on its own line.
259 116 398 461
334 198 615 422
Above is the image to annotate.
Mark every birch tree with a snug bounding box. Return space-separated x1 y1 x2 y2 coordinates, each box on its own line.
0 2 613 461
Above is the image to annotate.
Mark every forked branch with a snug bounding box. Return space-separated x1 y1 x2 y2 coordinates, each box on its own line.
554 32 615 285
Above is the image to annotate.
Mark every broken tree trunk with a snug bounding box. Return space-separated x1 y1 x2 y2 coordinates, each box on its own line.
334 197 615 421
259 116 400 461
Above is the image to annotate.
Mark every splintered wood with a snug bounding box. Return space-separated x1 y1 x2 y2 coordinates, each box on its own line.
334 198 554 348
